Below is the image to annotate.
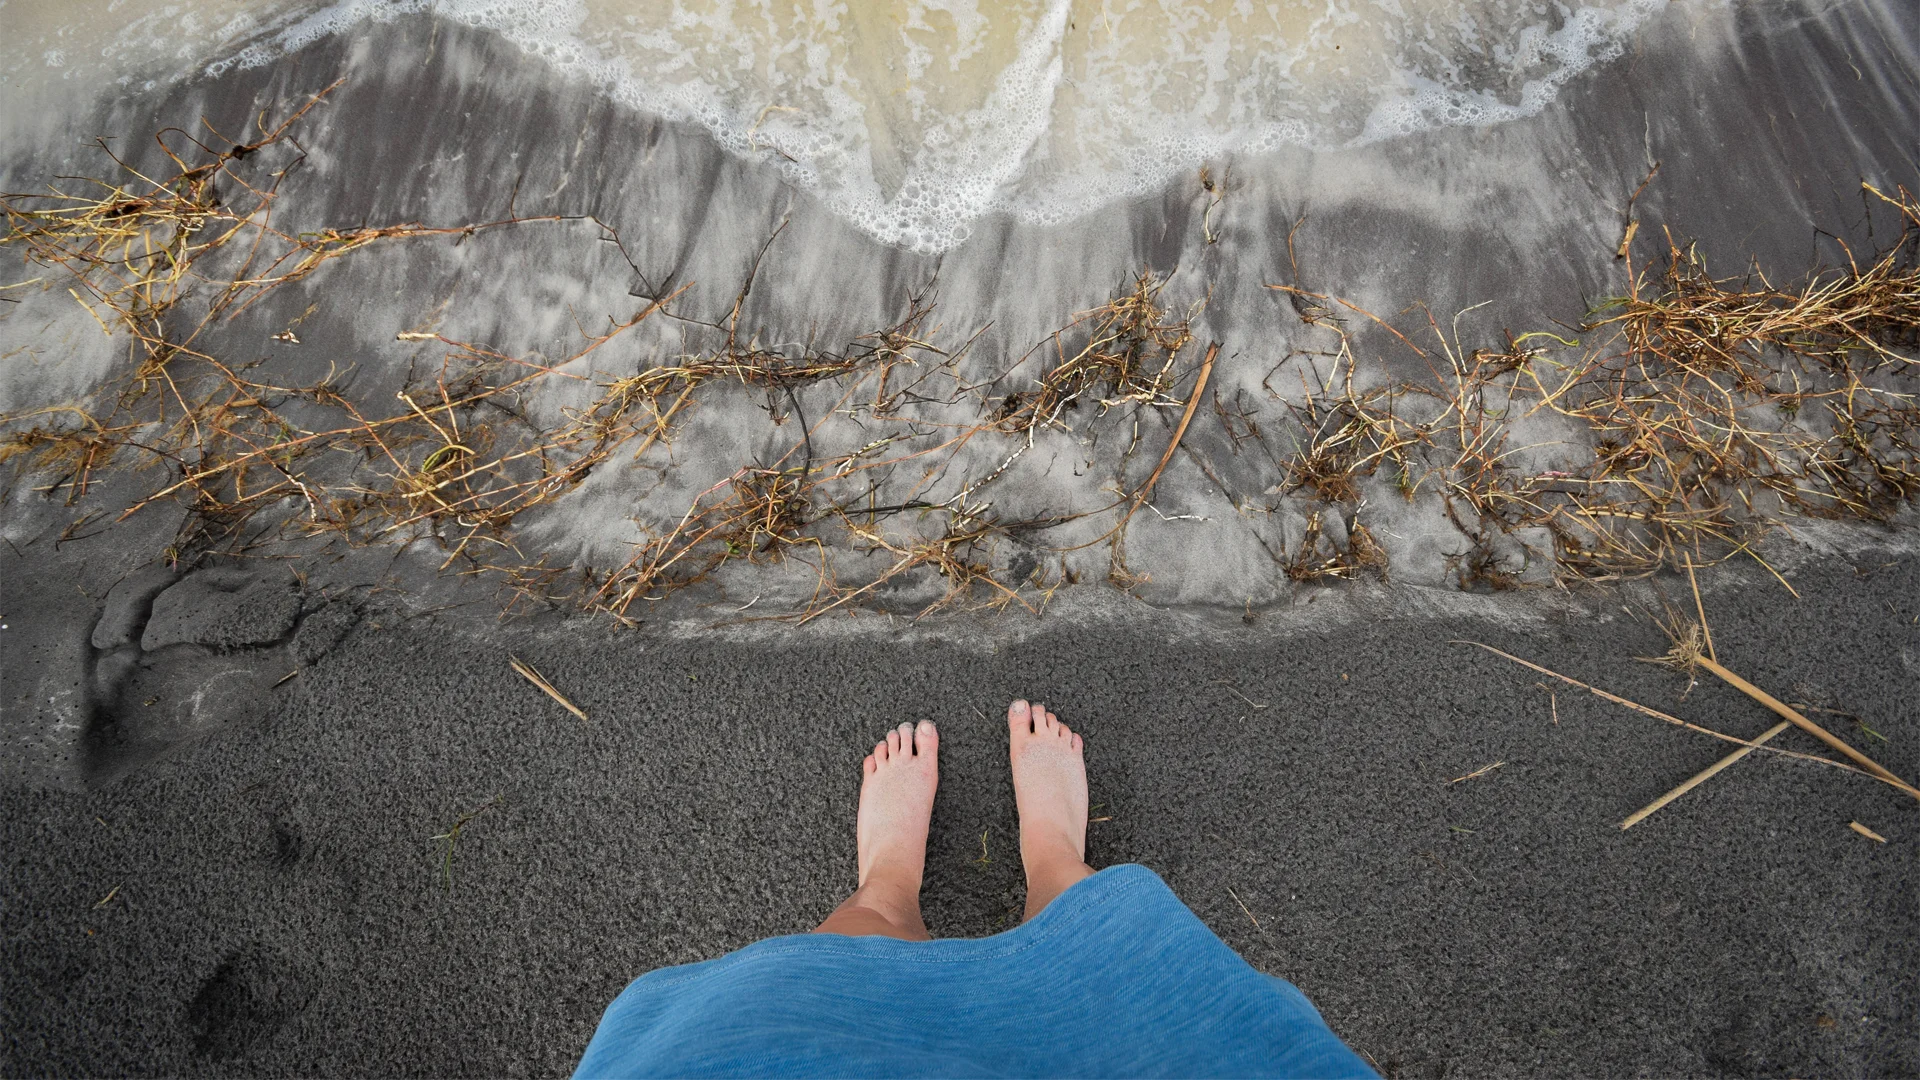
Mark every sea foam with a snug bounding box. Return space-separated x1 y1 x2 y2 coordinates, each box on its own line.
78 0 1670 253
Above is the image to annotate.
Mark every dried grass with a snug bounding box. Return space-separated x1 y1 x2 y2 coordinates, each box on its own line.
997 271 1197 433
1263 182 1920 586
5 86 1918 618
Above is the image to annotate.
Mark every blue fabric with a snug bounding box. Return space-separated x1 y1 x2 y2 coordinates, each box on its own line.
576 864 1377 1078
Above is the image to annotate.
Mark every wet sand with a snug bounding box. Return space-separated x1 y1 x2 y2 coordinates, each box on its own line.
3 1 1916 596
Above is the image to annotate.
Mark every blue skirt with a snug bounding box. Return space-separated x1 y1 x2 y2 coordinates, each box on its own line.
576 864 1376 1078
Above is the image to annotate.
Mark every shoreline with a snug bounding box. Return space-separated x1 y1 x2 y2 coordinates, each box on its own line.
2 1 1917 621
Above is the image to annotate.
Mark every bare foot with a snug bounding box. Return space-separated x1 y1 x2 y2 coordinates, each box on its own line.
1008 700 1094 920
857 720 940 891
816 721 938 940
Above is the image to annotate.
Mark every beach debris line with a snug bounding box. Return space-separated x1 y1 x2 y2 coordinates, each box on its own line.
1101 338 1222 591
1130 341 1218 515
1264 185 1920 588
995 271 1199 435
509 655 587 722
0 79 701 589
1 79 1917 620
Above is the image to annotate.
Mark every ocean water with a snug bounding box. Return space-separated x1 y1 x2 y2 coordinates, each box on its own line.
7 0 1659 252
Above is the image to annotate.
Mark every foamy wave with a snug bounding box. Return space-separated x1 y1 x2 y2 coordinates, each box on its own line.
204 0 1668 253
1358 0 1664 140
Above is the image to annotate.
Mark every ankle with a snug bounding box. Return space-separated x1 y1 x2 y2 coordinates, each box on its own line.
1021 832 1091 886
1023 853 1093 888
817 894 930 941
1019 826 1084 871
850 872 922 921
1021 859 1095 920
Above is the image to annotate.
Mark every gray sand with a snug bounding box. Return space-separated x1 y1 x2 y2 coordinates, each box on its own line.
3 543 1917 1076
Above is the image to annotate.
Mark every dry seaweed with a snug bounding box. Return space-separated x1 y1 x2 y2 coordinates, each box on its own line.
6 86 1918 619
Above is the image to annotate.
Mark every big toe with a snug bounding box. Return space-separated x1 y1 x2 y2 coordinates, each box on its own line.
1008 699 1032 735
914 720 939 759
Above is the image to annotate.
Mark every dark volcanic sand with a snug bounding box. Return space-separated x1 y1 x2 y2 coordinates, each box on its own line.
2 546 1916 1077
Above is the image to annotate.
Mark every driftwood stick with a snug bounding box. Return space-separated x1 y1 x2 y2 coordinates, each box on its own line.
1131 341 1219 513
1692 654 1914 796
1620 719 1792 830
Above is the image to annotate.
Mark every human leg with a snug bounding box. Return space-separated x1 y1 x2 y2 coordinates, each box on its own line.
813 720 938 941
1007 699 1094 921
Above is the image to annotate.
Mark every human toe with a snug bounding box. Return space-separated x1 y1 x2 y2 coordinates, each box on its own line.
915 720 939 758
1008 699 1032 735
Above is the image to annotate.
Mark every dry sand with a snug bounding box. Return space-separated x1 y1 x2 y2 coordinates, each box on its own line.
2 543 1917 1074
